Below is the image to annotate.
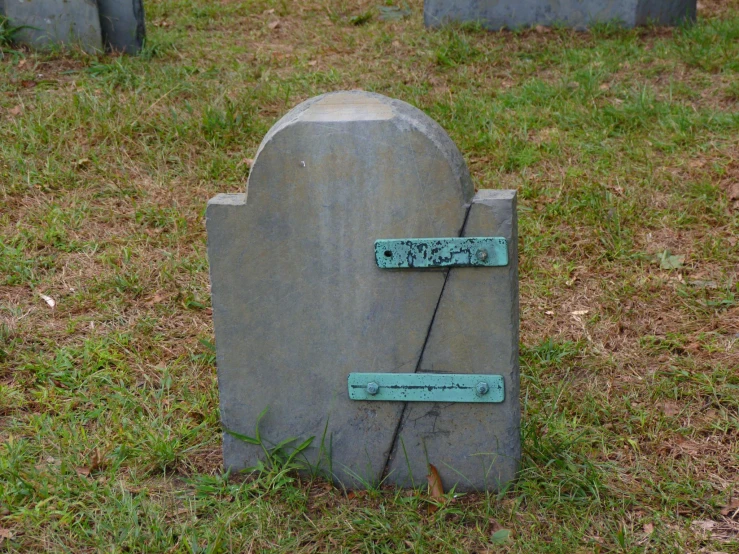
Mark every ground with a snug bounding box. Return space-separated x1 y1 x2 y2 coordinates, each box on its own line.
0 0 738 552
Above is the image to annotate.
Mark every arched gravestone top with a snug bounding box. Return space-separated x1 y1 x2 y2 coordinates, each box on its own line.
250 91 473 203
207 91 519 490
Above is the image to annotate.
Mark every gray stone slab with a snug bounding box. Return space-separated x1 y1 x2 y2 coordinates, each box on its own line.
425 0 696 29
98 0 145 54
385 190 520 492
207 91 474 487
5 0 103 53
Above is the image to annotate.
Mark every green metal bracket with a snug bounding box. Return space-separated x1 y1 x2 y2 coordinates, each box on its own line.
348 373 505 403
374 237 508 269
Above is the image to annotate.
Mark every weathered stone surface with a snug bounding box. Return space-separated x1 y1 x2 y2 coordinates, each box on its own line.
424 0 696 29
207 91 474 487
5 0 103 53
385 190 519 491
98 0 145 54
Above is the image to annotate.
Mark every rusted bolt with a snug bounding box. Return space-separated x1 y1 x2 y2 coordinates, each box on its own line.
366 382 379 395
475 382 489 396
476 249 488 262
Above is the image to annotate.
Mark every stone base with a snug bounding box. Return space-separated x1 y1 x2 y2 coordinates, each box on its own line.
424 0 697 30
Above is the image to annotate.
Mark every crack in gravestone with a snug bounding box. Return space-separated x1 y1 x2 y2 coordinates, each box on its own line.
381 202 474 480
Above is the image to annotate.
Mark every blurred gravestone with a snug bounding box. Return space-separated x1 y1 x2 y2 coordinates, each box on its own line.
1 0 145 53
425 0 696 29
207 91 520 491
4 0 103 53
98 0 145 54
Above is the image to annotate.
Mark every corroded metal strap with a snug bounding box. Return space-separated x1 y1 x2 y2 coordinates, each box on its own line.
374 237 508 268
348 373 505 403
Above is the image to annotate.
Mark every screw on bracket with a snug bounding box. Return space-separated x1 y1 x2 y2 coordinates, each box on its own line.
476 249 488 262
475 382 489 396
366 382 379 395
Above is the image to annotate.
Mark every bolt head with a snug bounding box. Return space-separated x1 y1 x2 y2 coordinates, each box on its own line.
476 249 488 262
475 382 489 396
366 382 379 395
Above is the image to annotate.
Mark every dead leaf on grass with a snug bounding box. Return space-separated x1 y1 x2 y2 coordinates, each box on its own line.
426 463 443 513
268 20 281 30
491 528 512 544
571 309 589 316
427 464 443 498
726 182 739 211
643 523 654 535
8 105 23 117
661 401 681 417
0 528 13 543
88 447 107 473
39 293 56 309
651 250 684 270
146 293 167 307
721 497 739 518
692 519 739 543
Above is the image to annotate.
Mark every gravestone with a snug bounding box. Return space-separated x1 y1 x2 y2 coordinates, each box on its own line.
98 0 145 54
4 0 103 53
207 91 520 491
1 0 145 53
425 0 696 30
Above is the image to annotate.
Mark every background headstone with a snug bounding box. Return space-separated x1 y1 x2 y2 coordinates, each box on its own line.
207 91 520 490
425 0 696 30
1 0 145 53
98 0 145 54
4 0 103 53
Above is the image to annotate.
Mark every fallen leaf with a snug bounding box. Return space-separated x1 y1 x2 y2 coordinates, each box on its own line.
88 447 107 473
491 528 512 544
0 528 12 543
427 464 443 499
146 293 167 307
18 59 27 68
689 279 718 289
307 60 317 66
661 401 680 417
268 20 281 30
76 467 91 477
651 250 684 270
721 497 739 518
8 105 22 117
692 519 716 532
378 4 412 21
545 310 555 316
727 182 739 211
426 463 443 513
643 523 654 534
74 158 91 168
571 309 589 316
534 24 547 33
39 293 56 309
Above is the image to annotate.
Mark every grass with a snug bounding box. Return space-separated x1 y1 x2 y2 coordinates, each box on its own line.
1 0 738 551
